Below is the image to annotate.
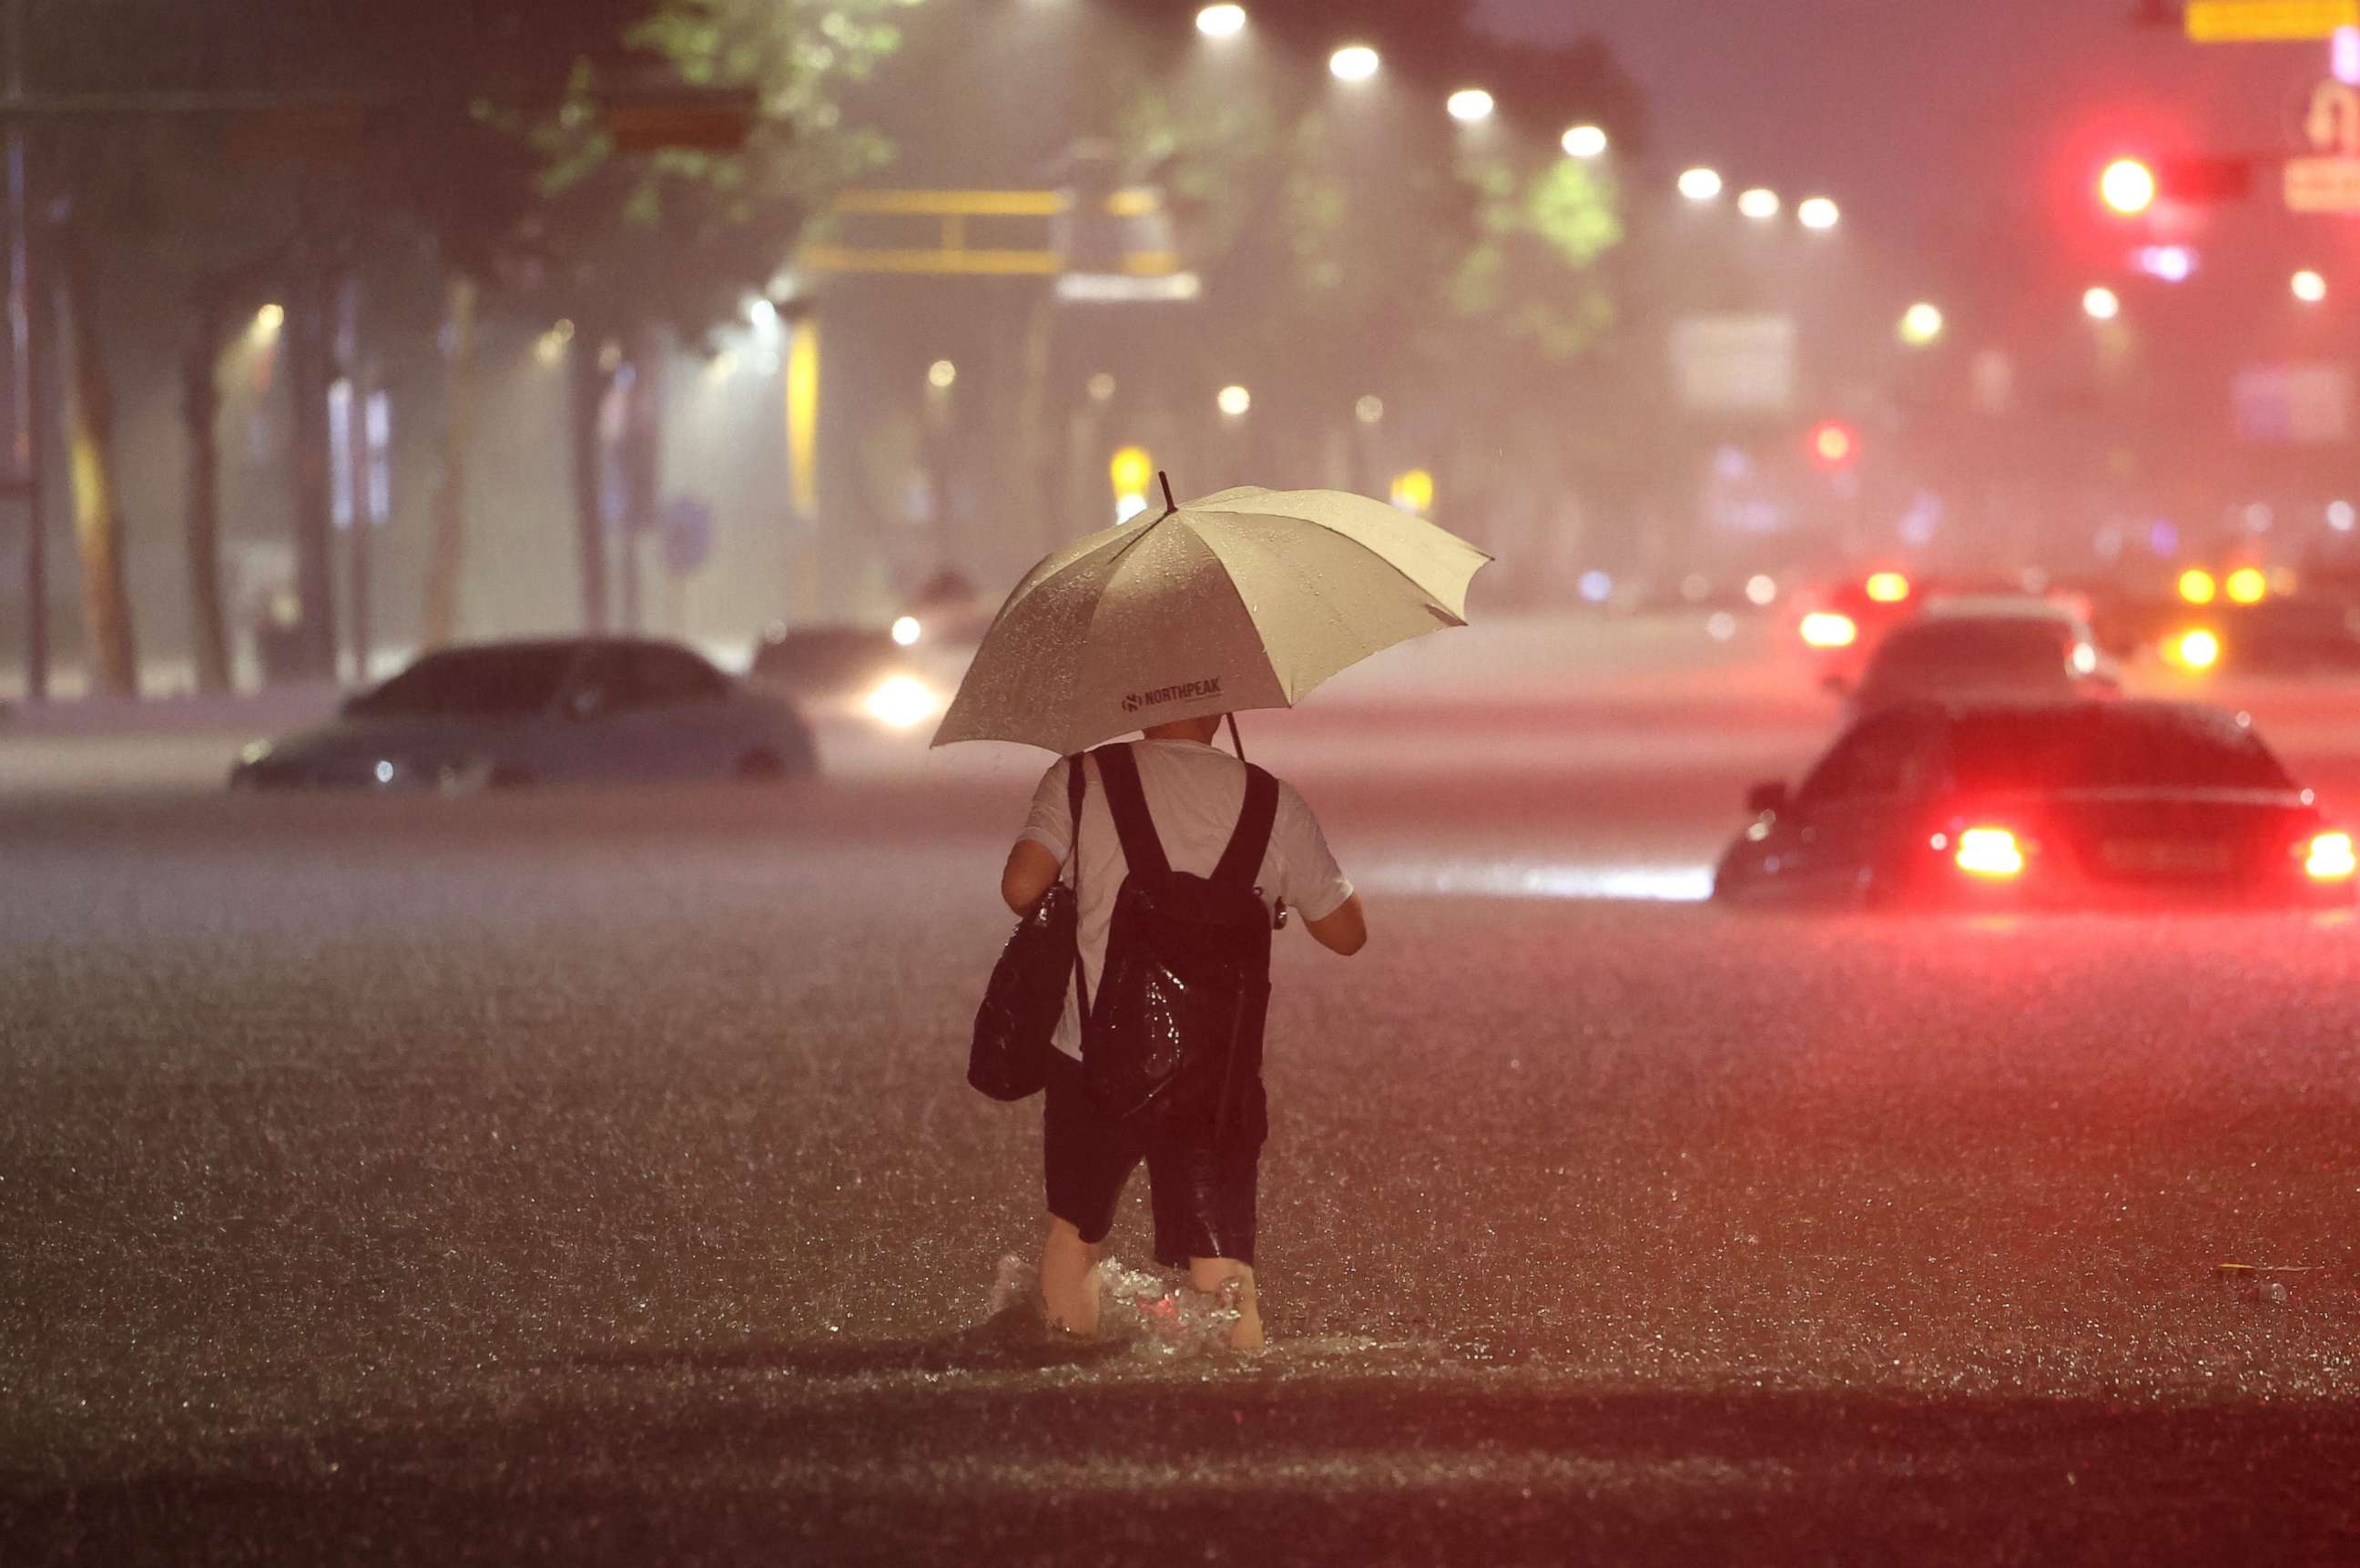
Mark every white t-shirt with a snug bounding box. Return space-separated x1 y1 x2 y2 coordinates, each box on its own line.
1019 739 1354 1061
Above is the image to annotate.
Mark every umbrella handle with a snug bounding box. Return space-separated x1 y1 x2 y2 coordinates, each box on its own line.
1158 471 1177 516
1225 710 1246 760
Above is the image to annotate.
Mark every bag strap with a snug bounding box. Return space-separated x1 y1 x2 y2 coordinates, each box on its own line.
1065 755 1091 1023
1212 764 1280 892
1090 743 1170 879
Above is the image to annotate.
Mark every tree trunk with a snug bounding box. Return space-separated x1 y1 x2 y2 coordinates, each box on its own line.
616 321 665 636
287 270 337 679
50 206 137 697
418 273 477 648
179 290 231 693
567 332 611 634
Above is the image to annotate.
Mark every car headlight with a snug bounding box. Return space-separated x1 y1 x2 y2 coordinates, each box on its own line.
863 675 941 730
239 739 274 766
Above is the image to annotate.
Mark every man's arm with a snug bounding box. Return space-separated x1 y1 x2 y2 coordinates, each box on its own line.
1303 892 1367 956
1002 839 1061 913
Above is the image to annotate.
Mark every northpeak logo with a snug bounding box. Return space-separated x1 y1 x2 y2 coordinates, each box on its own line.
1122 677 1224 714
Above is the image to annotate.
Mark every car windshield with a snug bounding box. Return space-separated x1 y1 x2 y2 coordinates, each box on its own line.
1946 708 2294 793
1870 620 2069 678
348 646 578 718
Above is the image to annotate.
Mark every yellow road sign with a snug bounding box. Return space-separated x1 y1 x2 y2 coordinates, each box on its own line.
2186 0 2359 41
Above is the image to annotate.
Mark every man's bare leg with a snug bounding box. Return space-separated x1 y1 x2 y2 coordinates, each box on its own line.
1039 1217 1104 1336
1189 1257 1264 1351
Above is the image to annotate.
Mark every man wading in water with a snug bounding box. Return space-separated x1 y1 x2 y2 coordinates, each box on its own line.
999 713 1366 1350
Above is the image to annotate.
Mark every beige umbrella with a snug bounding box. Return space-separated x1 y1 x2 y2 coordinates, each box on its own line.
932 482 1491 755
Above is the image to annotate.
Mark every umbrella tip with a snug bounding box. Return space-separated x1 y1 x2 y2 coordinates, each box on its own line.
1158 471 1177 514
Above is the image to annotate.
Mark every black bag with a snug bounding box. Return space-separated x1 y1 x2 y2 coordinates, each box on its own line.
967 758 1087 1102
1082 743 1278 1135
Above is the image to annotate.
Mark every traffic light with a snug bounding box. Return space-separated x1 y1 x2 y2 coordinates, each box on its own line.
2096 153 2252 214
1806 420 1858 472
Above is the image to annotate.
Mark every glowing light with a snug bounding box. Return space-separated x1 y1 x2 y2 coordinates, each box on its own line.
748 297 778 331
1329 45 1379 82
1899 302 1944 345
2099 158 2158 217
1389 468 1435 514
927 359 958 390
1355 394 1385 424
2331 500 2355 533
1865 571 1911 604
1109 444 1153 499
1797 197 1840 230
2070 641 2099 676
1677 167 1724 201
708 350 739 377
2225 565 2268 604
2294 269 2328 303
2178 568 2217 605
2306 831 2357 880
1736 187 1780 219
864 676 941 731
1561 124 1608 159
2135 245 2193 283
1799 611 1857 648
1447 89 1495 124
552 319 575 342
1808 420 1857 470
2082 286 2121 321
1087 372 1117 402
1706 611 1737 641
1217 383 1252 417
1955 828 2025 879
373 760 395 785
1745 574 1777 606
2173 627 2222 669
890 616 921 647
1114 494 1150 524
534 331 566 367
1195 4 1246 37
2339 24 2360 84
254 303 285 335
1579 570 1613 603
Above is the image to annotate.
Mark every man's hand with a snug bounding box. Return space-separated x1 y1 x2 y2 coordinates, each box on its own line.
1304 893 1367 956
1002 840 1061 913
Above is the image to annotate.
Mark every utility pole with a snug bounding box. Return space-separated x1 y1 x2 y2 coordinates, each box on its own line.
5 0 42 701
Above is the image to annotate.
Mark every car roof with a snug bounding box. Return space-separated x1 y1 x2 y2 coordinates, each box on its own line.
416 636 704 658
1918 594 2076 621
1871 696 2243 729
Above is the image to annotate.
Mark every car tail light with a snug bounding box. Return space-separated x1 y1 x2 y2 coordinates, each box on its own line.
2304 831 2356 880
1864 572 1910 604
1955 827 2026 878
2168 627 2220 670
1800 611 1857 648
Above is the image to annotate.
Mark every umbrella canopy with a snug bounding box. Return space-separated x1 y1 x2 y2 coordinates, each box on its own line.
932 484 1491 754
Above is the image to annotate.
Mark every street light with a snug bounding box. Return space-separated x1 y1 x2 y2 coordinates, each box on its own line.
1355 394 1385 424
1561 124 1608 158
2294 269 2328 303
254 302 285 336
1677 167 1723 201
2082 285 2121 321
2099 158 2158 217
1195 4 1246 37
927 359 958 390
1110 444 1153 505
1329 45 1379 82
1217 383 1252 416
1899 301 1944 345
1796 196 1840 230
1734 188 1779 220
1447 88 1495 124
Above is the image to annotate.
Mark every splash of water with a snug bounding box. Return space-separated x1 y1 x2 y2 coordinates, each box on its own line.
988 1253 1244 1359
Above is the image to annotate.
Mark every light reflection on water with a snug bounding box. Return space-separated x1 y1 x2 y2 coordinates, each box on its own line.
1363 860 1717 903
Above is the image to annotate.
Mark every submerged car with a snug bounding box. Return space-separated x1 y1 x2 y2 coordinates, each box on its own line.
1714 699 2354 909
230 637 816 790
1845 602 2115 716
746 623 947 732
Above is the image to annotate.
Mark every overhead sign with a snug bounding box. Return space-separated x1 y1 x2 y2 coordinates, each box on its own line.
2286 78 2360 209
2188 0 2359 41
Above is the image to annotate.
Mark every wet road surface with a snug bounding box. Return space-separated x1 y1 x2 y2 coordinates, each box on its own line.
5 634 2360 1563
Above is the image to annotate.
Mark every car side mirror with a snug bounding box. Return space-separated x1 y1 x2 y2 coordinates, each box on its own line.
1747 780 1789 815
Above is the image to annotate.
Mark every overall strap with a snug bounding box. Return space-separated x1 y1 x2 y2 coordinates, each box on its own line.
1064 755 1090 1021
1211 764 1280 892
1090 743 1170 878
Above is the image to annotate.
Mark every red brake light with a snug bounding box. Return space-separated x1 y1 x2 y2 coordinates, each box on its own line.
2305 831 2355 881
1956 827 2025 878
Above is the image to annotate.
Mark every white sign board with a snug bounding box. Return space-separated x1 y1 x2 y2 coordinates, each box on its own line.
1669 315 1795 415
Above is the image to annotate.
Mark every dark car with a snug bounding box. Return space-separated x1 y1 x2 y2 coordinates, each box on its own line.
747 623 950 732
1714 700 2355 909
2215 598 2360 674
1846 606 2115 717
230 637 816 790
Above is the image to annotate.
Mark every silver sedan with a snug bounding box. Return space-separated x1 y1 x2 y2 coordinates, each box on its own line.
229 638 817 790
